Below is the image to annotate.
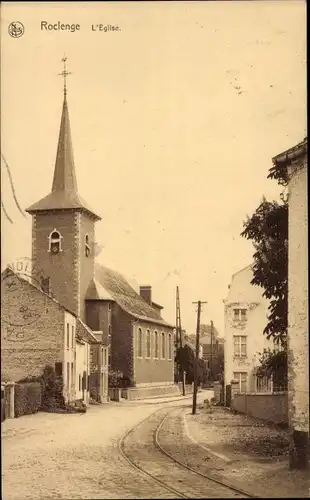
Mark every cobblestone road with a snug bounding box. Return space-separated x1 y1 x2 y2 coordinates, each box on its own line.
2 396 203 500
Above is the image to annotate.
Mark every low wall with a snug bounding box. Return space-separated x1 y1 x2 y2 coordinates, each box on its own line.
122 384 181 401
178 383 194 394
232 392 288 425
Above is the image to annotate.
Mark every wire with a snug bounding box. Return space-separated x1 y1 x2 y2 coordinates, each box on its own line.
1 199 13 224
1 153 27 218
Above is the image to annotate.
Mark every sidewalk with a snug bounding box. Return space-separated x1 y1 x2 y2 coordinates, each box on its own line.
183 406 309 498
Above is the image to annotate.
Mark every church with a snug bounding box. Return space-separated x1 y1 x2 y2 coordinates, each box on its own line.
2 62 177 402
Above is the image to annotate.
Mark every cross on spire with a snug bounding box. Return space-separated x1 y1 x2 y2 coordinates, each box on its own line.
59 55 71 96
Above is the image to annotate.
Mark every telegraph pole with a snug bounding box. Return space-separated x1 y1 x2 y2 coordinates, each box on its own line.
176 286 186 396
210 320 214 382
192 300 207 415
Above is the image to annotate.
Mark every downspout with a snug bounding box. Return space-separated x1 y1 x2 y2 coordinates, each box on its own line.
131 319 139 386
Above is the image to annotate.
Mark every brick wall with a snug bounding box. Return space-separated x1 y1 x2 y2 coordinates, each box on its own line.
78 213 96 322
133 321 174 386
111 306 133 380
1 275 65 382
32 211 79 315
232 392 288 425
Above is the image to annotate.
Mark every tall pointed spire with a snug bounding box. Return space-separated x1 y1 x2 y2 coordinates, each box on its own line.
52 56 77 192
26 57 101 221
52 94 78 192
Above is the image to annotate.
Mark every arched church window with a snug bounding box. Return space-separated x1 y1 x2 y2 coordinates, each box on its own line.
48 229 63 254
85 234 91 257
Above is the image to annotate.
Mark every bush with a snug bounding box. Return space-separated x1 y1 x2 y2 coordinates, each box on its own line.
40 365 65 410
14 382 42 418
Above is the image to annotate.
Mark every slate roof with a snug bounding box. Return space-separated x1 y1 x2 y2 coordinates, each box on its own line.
26 94 101 221
86 263 173 327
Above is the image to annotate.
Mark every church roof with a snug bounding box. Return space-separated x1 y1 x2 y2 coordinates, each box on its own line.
26 94 101 221
86 263 173 328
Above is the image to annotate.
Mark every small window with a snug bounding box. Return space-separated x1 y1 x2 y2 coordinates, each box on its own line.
233 336 247 358
233 308 247 321
137 328 143 358
161 332 165 359
66 323 70 349
85 234 91 257
154 331 159 358
79 374 81 391
233 372 247 393
48 228 63 254
41 276 51 295
71 363 74 388
105 348 108 366
146 330 151 358
71 325 74 348
108 325 112 337
108 303 112 311
55 362 63 377
168 333 172 360
67 362 70 391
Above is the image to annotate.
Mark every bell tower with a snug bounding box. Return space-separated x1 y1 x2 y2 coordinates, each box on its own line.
26 57 101 320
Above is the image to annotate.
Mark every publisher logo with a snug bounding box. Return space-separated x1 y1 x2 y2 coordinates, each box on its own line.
8 22 24 38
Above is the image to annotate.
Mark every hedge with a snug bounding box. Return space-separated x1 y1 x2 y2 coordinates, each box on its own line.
14 382 42 418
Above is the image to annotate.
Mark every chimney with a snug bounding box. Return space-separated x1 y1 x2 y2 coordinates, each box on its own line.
140 285 152 305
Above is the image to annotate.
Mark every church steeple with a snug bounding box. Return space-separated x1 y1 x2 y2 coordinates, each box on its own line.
52 56 77 193
52 94 78 193
26 57 101 221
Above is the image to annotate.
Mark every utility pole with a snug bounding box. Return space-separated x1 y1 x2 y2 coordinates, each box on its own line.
176 286 186 396
192 300 207 415
210 320 213 382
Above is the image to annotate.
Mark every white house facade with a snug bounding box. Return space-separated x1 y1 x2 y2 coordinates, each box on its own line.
224 265 274 394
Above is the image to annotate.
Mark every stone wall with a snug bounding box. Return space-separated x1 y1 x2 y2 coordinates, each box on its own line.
121 384 181 401
287 161 309 435
232 392 288 425
1 275 64 382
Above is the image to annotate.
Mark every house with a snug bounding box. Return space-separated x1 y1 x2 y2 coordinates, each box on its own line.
223 264 274 395
85 267 175 390
200 336 224 381
20 69 175 399
272 137 308 469
1 266 108 404
183 333 203 359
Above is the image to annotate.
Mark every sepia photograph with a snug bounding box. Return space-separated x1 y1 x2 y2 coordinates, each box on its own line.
1 1 308 498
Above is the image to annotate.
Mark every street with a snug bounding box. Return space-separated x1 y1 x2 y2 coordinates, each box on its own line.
2 396 202 500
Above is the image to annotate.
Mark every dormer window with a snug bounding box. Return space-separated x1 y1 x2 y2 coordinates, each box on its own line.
48 229 63 254
85 234 91 257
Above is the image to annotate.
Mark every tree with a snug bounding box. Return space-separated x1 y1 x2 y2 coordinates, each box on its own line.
175 345 208 385
257 347 288 391
241 196 288 345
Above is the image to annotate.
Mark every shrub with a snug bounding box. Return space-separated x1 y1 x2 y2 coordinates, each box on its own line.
108 370 123 388
14 382 42 418
40 365 65 410
257 347 288 391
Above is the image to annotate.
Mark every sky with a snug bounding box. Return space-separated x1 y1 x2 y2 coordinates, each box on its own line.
1 1 307 336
